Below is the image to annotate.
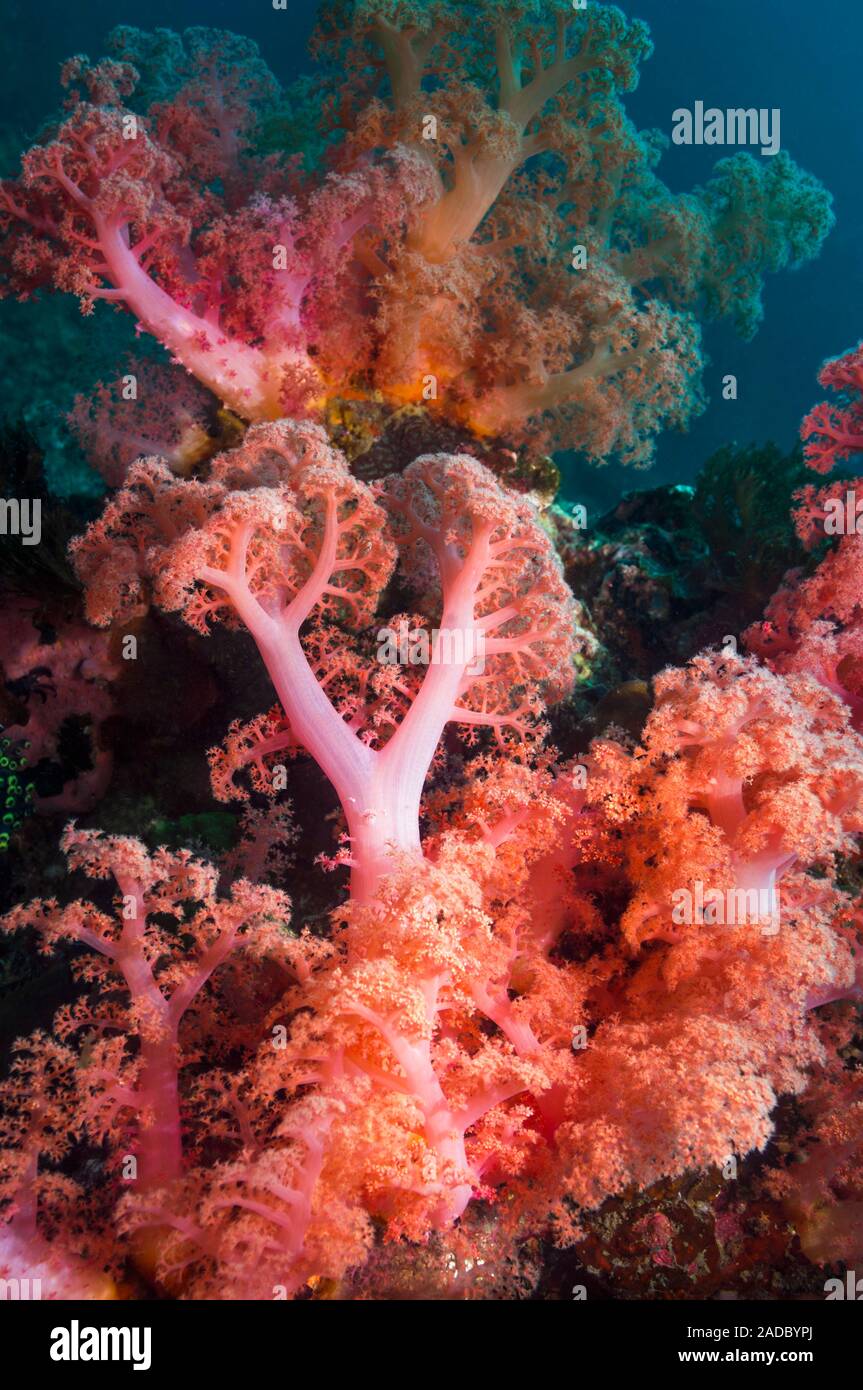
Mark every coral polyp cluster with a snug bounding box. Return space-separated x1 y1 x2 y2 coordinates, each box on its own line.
0 4 832 465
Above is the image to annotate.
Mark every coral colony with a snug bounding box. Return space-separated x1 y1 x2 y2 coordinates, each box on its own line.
0 1 861 1303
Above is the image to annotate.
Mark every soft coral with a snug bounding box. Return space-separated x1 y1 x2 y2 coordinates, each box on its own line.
70 420 583 902
747 338 863 728
1 826 290 1194
0 40 432 421
0 11 833 466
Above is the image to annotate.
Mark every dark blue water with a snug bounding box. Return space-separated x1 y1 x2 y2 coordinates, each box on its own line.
621 0 863 496
2 0 861 505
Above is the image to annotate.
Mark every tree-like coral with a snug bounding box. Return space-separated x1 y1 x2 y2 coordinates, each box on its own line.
0 1033 119 1298
801 341 863 475
747 340 863 728
0 32 432 422
0 5 859 1307
70 419 583 902
616 653 863 948
2 826 290 1191
538 655 863 1225
0 7 833 465
4 641 861 1297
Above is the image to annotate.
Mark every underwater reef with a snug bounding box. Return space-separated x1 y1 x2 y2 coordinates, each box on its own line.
0 1 861 1305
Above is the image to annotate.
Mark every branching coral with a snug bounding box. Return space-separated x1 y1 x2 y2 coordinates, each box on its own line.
0 5 858 1306
0 1033 118 1298
532 657 863 1226
69 419 583 902
2 826 290 1191
800 341 863 475
0 6 832 465
68 359 227 487
0 827 293 1288
0 31 431 422
4 639 862 1298
747 340 863 728
0 606 120 813
615 653 863 948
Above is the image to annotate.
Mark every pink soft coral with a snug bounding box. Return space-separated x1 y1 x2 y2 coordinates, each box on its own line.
0 12 832 465
0 43 431 420
747 339 863 728
70 420 583 902
0 1033 118 1299
2 826 290 1191
68 359 219 486
618 652 863 948
0 606 120 813
801 341 863 474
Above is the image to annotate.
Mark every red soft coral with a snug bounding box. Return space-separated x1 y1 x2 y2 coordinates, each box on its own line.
747 339 863 728
801 342 863 474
